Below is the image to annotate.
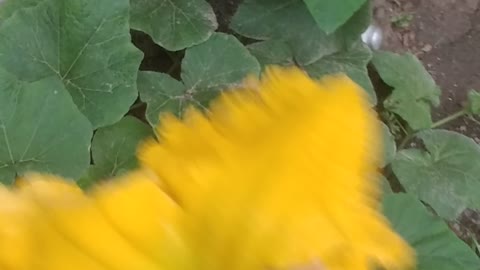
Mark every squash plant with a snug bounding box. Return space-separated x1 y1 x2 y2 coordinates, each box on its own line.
0 0 479 268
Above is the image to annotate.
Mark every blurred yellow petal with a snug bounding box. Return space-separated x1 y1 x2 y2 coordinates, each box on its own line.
0 172 184 270
139 66 415 270
0 66 415 270
93 170 190 270
0 186 35 270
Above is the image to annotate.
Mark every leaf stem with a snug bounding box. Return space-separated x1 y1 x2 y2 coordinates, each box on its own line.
431 109 467 129
397 109 467 149
467 115 480 126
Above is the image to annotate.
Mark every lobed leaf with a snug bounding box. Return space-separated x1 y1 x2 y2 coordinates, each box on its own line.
383 194 480 270
0 69 92 185
392 129 480 220
138 33 260 127
466 90 480 115
230 0 370 66
130 0 218 51
83 116 153 186
248 40 376 104
0 0 143 128
247 40 295 70
303 42 375 104
372 51 441 130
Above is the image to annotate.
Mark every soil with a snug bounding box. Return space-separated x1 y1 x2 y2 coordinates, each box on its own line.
373 0 480 140
373 0 480 250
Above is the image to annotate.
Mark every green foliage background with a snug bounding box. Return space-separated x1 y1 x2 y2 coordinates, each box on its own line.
0 0 479 267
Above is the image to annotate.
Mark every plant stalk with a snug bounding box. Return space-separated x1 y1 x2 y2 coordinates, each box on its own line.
431 109 467 129
398 109 467 149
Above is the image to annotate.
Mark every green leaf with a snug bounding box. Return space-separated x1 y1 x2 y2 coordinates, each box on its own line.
0 71 92 185
232 0 371 70
303 41 375 104
0 0 39 20
130 0 218 51
230 0 370 65
230 0 302 40
138 33 261 126
303 0 367 34
380 121 396 168
383 194 480 270
372 51 441 130
138 72 187 126
247 40 295 70
392 129 480 220
181 33 260 96
87 116 153 184
246 40 375 104
76 166 96 190
0 0 143 128
466 90 480 115
377 173 393 194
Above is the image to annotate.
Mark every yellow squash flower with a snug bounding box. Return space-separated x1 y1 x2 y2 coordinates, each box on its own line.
0 66 415 270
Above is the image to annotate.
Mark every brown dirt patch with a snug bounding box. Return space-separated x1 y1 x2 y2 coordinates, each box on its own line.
374 0 480 140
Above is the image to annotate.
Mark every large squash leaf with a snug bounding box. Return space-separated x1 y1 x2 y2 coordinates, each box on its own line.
0 69 92 185
130 0 217 51
372 52 441 130
0 0 143 128
303 42 375 104
247 40 376 104
230 0 370 66
392 129 480 220
383 194 480 270
78 116 153 188
138 33 260 127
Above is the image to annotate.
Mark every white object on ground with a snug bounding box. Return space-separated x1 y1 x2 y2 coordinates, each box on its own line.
361 25 383 50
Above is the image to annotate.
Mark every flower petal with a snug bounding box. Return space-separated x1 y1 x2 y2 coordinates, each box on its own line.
0 171 184 270
139 66 415 270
